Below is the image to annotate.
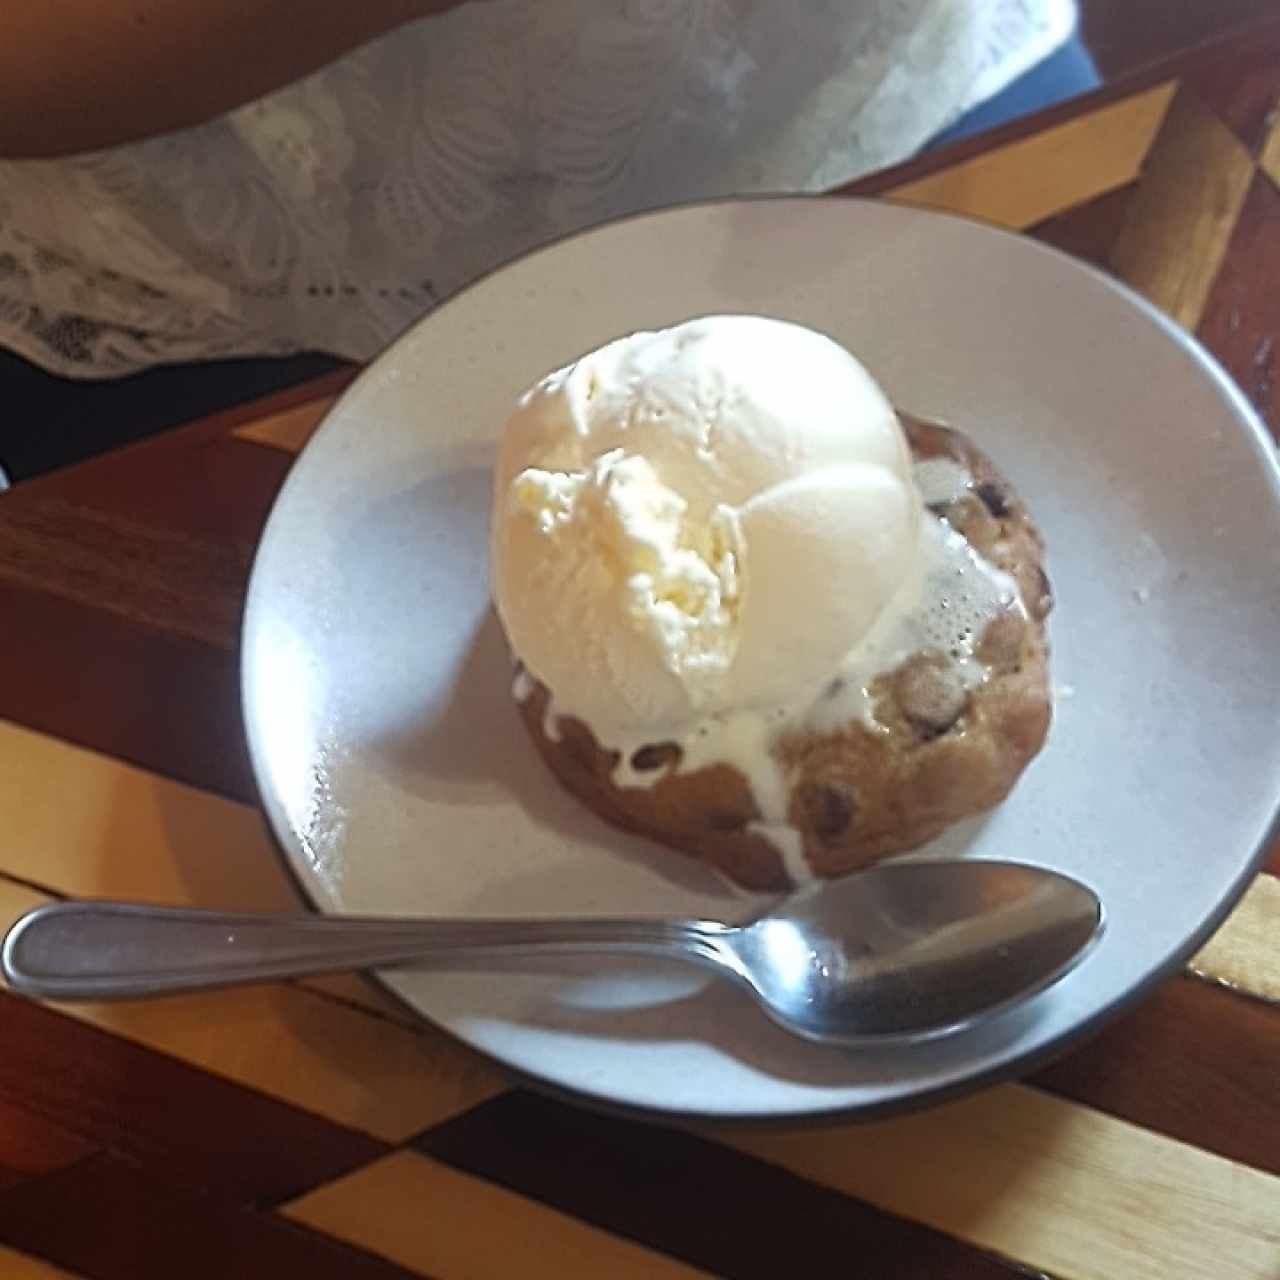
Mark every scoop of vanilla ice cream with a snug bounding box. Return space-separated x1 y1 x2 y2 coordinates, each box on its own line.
492 315 921 732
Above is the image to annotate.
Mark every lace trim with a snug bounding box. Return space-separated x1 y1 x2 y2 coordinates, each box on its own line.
0 0 1074 379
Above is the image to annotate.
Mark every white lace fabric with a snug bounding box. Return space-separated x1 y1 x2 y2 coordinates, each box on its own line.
0 0 1074 378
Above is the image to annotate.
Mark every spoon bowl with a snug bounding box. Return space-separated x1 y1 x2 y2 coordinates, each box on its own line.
2 859 1101 1046
723 861 1102 1042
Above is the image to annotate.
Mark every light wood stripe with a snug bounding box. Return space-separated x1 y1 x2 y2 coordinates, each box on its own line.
0 879 48 932
1191 872 1280 1001
0 723 504 1142
1109 89 1257 330
233 396 337 453
0 714 413 1025
1259 112 1280 191
725 1083 1280 1280
0 1246 83 1280
284 1149 710 1280
885 82 1177 230
0 717 299 912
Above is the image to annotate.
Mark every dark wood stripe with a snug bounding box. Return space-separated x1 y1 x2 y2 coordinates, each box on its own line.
0 494 247 647
1082 0 1280 79
0 581 253 802
0 434 288 800
1031 973 1280 1175
0 992 387 1207
1178 37 1280 156
0 431 295 799
0 1097 93 1192
1197 171 1280 437
0 435 292 648
1030 182 1137 267
13 429 294 551
416 1090 1020 1280
0 1152 423 1280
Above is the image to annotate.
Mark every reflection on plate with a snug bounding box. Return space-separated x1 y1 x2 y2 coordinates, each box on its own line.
243 198 1280 1119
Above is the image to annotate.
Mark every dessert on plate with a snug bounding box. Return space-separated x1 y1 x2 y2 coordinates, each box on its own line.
491 315 1052 890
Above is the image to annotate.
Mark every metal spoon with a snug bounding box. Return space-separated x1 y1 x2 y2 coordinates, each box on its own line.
1 860 1101 1044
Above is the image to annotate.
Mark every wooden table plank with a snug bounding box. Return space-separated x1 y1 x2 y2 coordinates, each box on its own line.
1081 0 1280 79
0 986 390 1207
1108 87 1257 329
234 398 340 454
0 1154 423 1280
415 1091 1023 1279
417 1083 1280 1280
1183 56 1280 160
1030 181 1137 268
1197 168 1280 435
0 1098 93 1195
0 580 255 801
1031 972 1280 1175
725 1086 1280 1280
286 1150 716 1280
0 1246 82 1280
1191 872 1280 1001
883 82 1175 230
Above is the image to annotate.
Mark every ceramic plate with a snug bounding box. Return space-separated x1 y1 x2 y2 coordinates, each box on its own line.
243 198 1280 1119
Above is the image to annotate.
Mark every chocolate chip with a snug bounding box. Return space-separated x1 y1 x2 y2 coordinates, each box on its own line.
1036 566 1053 612
560 723 599 770
976 482 1010 517
945 495 1000 548
630 742 680 772
894 653 968 736
795 782 857 842
707 809 750 832
976 611 1026 672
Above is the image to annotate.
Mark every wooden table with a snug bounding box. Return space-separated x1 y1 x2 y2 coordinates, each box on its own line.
2 21 1279 1280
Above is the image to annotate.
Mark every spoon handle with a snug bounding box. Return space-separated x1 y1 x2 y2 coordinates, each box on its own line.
2 901 733 1001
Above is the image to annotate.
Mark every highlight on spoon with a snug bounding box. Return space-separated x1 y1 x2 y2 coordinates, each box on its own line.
729 860 1103 1043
